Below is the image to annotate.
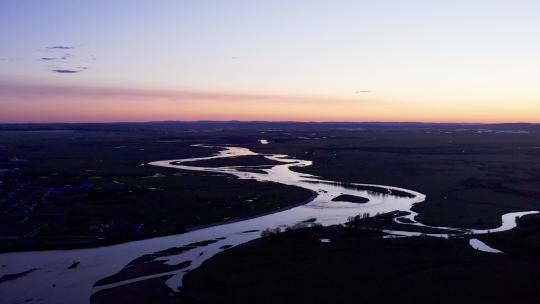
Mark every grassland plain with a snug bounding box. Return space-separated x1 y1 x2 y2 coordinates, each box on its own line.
3 122 540 303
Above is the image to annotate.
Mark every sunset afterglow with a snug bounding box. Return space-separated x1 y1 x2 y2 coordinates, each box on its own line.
2 1 540 123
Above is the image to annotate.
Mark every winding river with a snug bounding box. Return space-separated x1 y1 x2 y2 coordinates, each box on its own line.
0 145 537 303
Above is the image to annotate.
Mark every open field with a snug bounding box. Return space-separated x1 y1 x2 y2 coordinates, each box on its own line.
180 216 540 304
2 122 540 250
249 123 540 229
0 123 315 251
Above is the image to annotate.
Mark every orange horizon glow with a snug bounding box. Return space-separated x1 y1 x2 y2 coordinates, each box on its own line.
1 81 539 124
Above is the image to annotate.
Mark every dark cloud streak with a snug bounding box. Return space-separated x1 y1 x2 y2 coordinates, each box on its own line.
51 69 81 74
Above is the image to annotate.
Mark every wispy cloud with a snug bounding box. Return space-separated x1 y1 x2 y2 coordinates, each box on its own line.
40 45 89 74
47 46 74 50
41 54 73 61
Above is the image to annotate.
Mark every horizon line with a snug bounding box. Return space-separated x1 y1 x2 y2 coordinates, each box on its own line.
0 120 537 126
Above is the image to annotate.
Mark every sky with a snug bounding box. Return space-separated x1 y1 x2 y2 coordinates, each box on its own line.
1 0 540 123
